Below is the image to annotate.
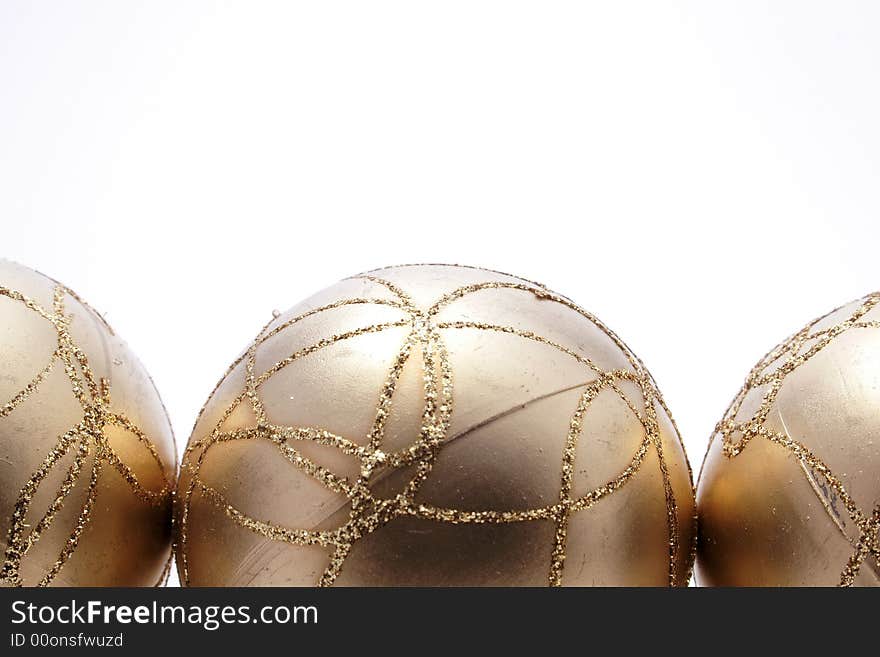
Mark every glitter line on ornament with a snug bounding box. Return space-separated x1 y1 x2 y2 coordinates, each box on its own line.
0 284 174 587
178 267 696 586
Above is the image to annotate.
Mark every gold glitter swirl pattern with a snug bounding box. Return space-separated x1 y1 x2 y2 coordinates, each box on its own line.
178 266 696 586
702 292 880 586
0 282 174 587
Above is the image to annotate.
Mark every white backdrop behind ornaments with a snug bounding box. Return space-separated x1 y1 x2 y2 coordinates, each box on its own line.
1 2 878 586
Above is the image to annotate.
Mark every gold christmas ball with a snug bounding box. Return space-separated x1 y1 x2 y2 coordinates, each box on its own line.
177 264 695 586
697 292 880 586
0 260 176 586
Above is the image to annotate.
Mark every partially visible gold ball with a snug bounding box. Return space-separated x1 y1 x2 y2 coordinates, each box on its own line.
697 293 880 586
177 264 695 586
0 260 176 586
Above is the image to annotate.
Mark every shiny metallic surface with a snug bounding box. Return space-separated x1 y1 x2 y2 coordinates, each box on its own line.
0 260 175 586
697 294 880 586
177 264 695 586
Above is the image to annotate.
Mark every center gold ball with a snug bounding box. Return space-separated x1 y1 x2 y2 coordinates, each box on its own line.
176 265 695 586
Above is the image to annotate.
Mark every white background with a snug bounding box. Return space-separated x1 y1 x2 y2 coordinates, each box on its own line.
2 2 878 585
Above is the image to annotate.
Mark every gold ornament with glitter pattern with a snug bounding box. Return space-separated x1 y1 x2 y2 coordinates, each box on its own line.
0 260 176 587
176 264 695 586
697 292 880 586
